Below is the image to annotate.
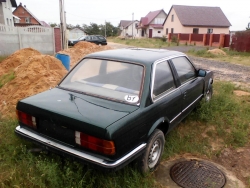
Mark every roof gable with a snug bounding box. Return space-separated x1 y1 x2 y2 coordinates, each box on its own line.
13 3 42 25
119 20 138 28
169 5 231 27
140 9 166 26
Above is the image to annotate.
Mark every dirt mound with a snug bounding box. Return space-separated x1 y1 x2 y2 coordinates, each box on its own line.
233 90 250 96
0 42 112 118
207 49 226 55
0 48 41 75
0 55 67 118
58 41 112 68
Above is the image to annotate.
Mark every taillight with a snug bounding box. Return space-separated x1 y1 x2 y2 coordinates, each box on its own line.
16 110 37 129
75 131 115 155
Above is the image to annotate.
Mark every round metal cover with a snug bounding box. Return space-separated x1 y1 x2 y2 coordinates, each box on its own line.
170 160 226 188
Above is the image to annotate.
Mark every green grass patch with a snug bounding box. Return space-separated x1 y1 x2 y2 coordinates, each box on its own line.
0 71 15 88
0 82 249 187
187 48 250 66
164 81 250 160
108 37 179 49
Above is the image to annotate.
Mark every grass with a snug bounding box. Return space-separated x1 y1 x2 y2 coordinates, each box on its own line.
0 82 249 187
187 48 250 66
108 37 178 49
0 71 15 88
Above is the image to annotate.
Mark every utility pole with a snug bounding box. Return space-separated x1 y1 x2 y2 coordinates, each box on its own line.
132 13 134 39
105 20 106 38
59 0 65 50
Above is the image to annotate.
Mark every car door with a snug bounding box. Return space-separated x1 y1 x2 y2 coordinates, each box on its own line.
91 35 99 44
151 60 183 128
170 56 204 117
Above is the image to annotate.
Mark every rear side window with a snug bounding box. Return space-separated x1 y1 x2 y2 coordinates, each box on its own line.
171 57 196 84
153 61 175 98
98 36 105 40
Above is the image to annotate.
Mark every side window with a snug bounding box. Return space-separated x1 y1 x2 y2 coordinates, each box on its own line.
153 61 175 98
92 36 98 40
171 57 196 84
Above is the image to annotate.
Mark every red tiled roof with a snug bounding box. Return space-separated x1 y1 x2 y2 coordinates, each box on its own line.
140 9 166 26
166 5 231 27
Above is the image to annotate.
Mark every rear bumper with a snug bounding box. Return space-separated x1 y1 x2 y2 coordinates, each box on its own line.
15 126 146 170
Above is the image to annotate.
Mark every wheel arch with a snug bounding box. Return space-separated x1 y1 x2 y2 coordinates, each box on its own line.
147 117 170 137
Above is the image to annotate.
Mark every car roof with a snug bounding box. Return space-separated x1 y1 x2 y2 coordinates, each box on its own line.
85 48 185 66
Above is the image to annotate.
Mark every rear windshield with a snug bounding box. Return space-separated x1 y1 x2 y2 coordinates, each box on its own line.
59 59 144 105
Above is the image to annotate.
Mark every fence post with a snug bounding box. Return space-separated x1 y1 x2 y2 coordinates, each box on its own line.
178 33 180 41
219 34 225 48
52 27 56 54
188 34 192 44
203 34 206 46
209 34 213 47
168 33 171 42
17 27 22 50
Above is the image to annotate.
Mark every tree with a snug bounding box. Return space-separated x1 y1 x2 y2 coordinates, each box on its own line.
82 22 119 37
49 23 60 27
246 22 250 30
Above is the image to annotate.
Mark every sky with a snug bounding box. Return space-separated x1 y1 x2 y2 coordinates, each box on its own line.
14 0 250 31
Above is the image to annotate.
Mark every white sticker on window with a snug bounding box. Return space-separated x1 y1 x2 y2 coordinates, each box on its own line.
124 95 139 103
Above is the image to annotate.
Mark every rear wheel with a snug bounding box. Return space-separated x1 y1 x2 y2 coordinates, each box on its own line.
138 129 165 173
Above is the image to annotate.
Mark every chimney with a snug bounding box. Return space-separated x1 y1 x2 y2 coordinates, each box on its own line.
20 2 22 6
24 5 26 8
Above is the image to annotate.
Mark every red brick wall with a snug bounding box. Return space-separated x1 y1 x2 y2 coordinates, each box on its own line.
13 5 40 25
54 28 62 53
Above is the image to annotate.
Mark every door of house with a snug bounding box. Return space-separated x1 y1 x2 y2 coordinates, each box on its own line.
149 29 153 38
141 30 144 37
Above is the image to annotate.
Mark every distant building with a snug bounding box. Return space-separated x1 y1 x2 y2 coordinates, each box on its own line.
0 0 17 26
13 2 42 26
163 5 231 35
137 9 167 38
118 20 139 38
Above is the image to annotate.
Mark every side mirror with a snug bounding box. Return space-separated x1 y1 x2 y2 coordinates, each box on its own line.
198 69 206 77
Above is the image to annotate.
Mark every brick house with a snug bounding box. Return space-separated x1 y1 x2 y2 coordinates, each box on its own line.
13 2 42 26
163 5 231 35
137 9 167 38
0 0 17 26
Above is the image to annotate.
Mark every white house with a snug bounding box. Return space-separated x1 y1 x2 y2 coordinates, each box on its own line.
118 20 139 38
137 9 167 38
0 0 17 26
0 0 17 27
68 27 86 40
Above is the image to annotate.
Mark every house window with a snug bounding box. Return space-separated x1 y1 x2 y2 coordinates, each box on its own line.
171 14 174 22
166 28 168 34
155 18 164 24
6 18 9 25
171 28 174 34
158 31 161 33
10 19 12 26
25 17 31 23
193 28 199 34
207 28 213 34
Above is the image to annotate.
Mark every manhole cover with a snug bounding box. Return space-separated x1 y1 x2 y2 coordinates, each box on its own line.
170 160 226 188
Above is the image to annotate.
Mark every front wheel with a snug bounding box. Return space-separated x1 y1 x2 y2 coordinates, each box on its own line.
205 85 213 102
138 129 165 173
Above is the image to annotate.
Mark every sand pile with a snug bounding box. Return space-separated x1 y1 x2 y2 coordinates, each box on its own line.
0 42 112 118
207 49 226 55
0 48 41 75
0 53 67 118
58 41 112 69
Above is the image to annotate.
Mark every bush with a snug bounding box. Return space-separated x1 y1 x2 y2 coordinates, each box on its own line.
171 35 178 43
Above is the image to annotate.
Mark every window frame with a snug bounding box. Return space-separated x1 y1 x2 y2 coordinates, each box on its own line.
171 14 174 22
170 56 197 85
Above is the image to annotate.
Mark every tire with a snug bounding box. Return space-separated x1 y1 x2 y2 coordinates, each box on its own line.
205 85 213 102
139 129 165 173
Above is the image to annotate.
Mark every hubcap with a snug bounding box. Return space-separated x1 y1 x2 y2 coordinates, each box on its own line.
148 140 162 168
206 90 211 102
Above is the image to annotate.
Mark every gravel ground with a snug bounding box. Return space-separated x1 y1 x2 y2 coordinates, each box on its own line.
108 42 250 89
190 56 250 89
